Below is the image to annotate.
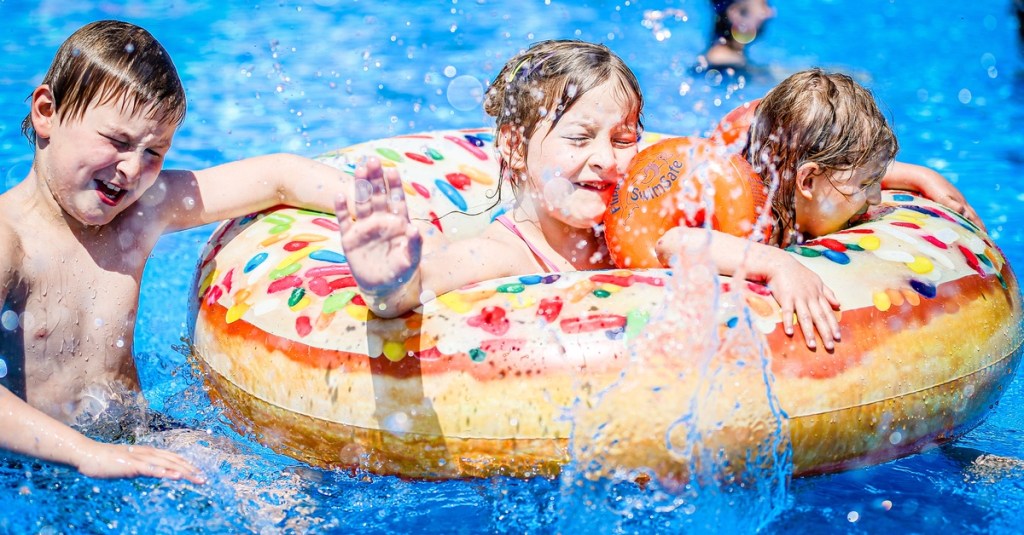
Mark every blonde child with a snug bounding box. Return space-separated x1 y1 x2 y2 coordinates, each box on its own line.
656 68 979 351
335 40 643 316
0 20 348 482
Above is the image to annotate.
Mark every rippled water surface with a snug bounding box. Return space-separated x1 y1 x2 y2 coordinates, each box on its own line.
2 0 1024 533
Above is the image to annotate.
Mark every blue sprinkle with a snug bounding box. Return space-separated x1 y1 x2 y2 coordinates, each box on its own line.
244 252 269 273
726 316 738 328
490 205 508 223
892 193 915 202
909 279 937 298
605 327 625 340
435 179 468 211
541 274 562 284
901 205 939 218
519 275 543 285
474 132 495 142
822 249 851 265
309 250 347 264
464 134 486 147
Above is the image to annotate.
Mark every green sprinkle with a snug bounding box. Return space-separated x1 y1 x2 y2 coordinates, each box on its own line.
269 263 302 280
322 291 356 314
426 148 444 160
469 348 486 362
288 288 306 307
592 289 611 298
375 147 403 162
796 247 822 258
625 309 650 340
497 283 525 294
845 243 864 251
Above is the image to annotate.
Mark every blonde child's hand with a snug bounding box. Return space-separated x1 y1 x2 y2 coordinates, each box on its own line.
335 157 423 298
76 440 206 484
767 254 841 351
884 162 984 231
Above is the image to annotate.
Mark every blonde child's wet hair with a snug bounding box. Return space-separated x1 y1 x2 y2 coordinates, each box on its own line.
743 68 899 246
483 39 643 194
21 20 186 144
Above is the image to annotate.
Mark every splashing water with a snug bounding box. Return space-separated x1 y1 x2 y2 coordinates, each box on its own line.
556 161 790 531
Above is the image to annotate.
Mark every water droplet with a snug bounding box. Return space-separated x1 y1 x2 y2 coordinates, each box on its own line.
0 358 7 378
446 75 483 112
847 511 859 522
443 65 457 78
1 310 18 331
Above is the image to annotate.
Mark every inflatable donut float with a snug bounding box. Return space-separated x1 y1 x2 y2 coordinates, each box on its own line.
188 128 1023 482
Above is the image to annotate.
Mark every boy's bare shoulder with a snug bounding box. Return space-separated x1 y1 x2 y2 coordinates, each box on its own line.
0 201 25 286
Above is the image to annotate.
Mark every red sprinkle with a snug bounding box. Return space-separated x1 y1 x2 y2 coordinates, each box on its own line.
312 218 340 231
283 240 309 252
405 152 433 165
445 172 472 191
921 235 948 249
267 275 303 294
537 297 563 323
295 316 312 337
559 314 627 334
468 306 511 336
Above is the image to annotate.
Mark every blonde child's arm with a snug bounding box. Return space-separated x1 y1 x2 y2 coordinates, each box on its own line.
656 227 841 351
158 154 349 232
0 386 205 484
335 158 525 318
882 161 983 230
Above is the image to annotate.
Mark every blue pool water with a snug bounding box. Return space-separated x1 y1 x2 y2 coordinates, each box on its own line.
2 0 1024 532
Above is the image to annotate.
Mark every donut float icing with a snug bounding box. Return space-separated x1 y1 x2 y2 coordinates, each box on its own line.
188 128 1023 480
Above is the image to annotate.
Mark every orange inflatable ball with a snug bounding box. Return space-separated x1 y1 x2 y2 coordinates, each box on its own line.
710 98 761 152
605 136 766 269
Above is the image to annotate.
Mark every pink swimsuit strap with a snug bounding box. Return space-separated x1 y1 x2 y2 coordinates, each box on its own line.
495 215 561 273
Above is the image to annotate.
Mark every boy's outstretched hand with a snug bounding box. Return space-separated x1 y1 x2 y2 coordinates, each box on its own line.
766 253 842 352
335 157 423 301
76 441 206 484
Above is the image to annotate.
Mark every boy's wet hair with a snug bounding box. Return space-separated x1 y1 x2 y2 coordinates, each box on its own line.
483 39 643 193
743 68 899 246
21 20 186 144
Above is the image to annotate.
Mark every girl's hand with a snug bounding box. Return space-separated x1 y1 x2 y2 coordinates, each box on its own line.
334 157 423 299
883 162 984 230
766 253 841 351
75 440 206 484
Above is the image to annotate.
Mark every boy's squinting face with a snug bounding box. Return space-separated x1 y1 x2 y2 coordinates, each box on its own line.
796 167 883 238
37 96 175 227
521 79 639 228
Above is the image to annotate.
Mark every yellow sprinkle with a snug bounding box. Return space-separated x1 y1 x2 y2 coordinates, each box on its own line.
599 283 622 294
315 311 335 331
459 164 495 185
260 232 289 247
886 288 905 307
290 233 329 243
289 295 312 312
858 235 881 250
507 293 536 309
383 341 406 362
745 295 775 318
458 289 498 303
345 304 370 321
437 293 473 314
567 280 597 302
403 182 418 197
906 256 934 274
275 245 323 270
901 288 921 306
873 291 892 312
225 303 250 324
199 269 218 296
234 288 251 304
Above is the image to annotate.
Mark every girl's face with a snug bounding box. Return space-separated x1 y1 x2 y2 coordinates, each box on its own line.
34 90 174 227
516 79 639 228
795 166 883 238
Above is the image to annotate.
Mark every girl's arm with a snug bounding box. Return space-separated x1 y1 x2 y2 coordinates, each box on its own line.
0 386 205 483
657 227 841 351
882 161 984 229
